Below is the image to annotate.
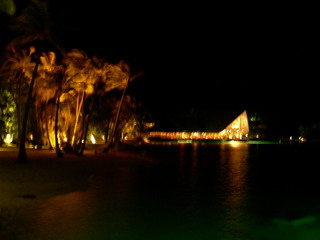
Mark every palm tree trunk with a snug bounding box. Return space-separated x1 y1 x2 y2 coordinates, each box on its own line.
16 71 22 147
71 90 85 148
33 101 43 149
77 107 92 156
55 94 63 158
78 78 101 156
44 108 53 149
78 86 102 156
104 119 110 143
103 83 128 153
16 58 39 163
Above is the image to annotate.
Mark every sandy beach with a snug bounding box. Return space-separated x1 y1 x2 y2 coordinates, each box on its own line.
0 146 155 239
0 146 155 205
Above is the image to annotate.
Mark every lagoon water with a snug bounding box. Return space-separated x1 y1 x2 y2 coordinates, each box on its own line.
29 142 320 240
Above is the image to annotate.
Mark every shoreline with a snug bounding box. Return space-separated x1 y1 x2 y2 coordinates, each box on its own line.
0 147 156 207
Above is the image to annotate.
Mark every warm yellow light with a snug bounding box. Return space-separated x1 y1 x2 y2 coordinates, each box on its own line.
90 134 96 144
86 85 94 94
148 110 249 141
146 122 155 128
3 134 13 144
230 140 240 147
299 136 306 142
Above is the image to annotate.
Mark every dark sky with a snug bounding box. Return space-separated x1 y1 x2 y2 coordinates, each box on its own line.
3 1 320 134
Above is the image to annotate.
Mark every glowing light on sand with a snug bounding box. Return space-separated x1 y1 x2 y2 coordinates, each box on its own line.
3 133 13 144
90 134 96 144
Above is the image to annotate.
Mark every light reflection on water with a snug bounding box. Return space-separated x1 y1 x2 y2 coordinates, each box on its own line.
219 143 249 238
27 143 320 239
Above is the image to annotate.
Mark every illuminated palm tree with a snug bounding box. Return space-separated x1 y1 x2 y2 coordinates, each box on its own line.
63 49 93 151
76 56 104 155
77 57 130 155
63 51 129 155
103 61 143 152
17 49 41 162
53 65 65 158
4 0 63 163
0 46 35 146
34 51 60 150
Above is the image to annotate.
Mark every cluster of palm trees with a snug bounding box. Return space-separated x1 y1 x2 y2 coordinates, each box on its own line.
0 0 145 163
1 44 145 161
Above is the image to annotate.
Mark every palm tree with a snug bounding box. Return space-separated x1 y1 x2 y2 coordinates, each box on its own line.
63 49 92 151
16 48 40 163
103 61 143 152
53 65 65 158
34 51 62 151
54 82 63 157
5 0 61 52
4 0 64 163
77 57 129 155
0 46 35 146
76 56 104 155
111 95 143 143
62 51 129 155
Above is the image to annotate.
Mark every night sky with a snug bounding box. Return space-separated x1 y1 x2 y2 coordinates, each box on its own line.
2 1 319 135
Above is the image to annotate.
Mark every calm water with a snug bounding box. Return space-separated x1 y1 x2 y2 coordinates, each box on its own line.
28 142 320 239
